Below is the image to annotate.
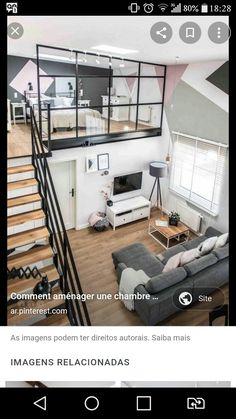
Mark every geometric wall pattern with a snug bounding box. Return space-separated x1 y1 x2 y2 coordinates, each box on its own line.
9 59 54 95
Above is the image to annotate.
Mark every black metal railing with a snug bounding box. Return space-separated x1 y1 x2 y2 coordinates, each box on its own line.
31 107 91 326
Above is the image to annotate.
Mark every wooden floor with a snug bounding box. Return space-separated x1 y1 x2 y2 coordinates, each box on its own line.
67 210 228 326
50 119 152 140
8 123 32 158
7 119 152 157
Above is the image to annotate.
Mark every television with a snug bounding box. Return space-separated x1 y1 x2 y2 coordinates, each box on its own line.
113 172 143 196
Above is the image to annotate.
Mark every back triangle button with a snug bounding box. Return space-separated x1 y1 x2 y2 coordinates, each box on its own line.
33 396 47 411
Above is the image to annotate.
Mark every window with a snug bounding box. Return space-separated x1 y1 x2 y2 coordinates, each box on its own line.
169 133 228 215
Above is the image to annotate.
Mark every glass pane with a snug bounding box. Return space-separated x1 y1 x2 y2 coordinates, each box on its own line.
49 108 77 140
54 77 76 99
112 58 139 76
140 63 165 77
81 107 108 136
139 78 163 103
109 106 137 133
137 105 162 130
38 46 76 76
112 77 138 104
77 77 110 107
77 54 109 75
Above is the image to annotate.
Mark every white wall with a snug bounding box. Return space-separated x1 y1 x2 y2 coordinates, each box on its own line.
49 135 167 229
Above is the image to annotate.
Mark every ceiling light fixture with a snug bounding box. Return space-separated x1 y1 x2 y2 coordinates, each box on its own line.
91 44 138 55
109 56 112 67
96 54 100 65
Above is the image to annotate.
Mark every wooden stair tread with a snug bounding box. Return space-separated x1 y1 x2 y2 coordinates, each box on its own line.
8 164 34 175
8 178 38 191
8 244 53 270
7 264 60 299
8 209 45 227
7 286 64 325
34 314 70 326
8 226 49 250
7 193 41 208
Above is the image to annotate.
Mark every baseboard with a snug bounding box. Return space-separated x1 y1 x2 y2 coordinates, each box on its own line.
77 223 90 230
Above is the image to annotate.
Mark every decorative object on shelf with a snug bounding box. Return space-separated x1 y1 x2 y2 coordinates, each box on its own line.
86 155 98 172
149 161 168 210
88 211 109 232
168 211 180 226
98 153 109 170
33 276 52 295
100 182 113 203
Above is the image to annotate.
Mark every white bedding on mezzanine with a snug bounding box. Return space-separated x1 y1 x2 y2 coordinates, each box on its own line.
28 95 102 132
44 107 102 132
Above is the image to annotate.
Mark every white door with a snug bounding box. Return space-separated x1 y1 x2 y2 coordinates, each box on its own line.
49 161 76 230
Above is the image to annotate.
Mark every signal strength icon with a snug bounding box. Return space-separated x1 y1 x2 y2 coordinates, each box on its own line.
158 3 168 12
171 3 182 13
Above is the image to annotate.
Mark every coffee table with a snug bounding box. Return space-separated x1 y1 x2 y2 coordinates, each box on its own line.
148 220 190 249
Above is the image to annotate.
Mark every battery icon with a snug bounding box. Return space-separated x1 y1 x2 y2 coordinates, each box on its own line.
201 3 208 13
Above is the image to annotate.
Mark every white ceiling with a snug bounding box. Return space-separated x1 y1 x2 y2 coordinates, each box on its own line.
7 16 229 64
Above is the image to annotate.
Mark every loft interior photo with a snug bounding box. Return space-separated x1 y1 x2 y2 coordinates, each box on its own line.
7 15 229 327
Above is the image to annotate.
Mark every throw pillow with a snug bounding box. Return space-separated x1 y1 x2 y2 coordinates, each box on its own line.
163 252 184 273
197 236 218 256
163 247 199 273
214 233 229 249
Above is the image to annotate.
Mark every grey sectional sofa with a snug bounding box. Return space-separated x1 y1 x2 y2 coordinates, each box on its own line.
112 227 229 325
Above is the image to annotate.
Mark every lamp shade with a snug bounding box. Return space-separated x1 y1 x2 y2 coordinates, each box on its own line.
149 161 168 178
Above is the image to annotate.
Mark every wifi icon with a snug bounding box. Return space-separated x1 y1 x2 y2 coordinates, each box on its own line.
158 3 168 12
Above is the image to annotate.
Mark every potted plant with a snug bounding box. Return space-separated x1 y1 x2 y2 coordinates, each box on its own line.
169 211 180 226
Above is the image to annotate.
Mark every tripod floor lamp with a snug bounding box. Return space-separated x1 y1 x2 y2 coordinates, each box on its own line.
149 161 168 210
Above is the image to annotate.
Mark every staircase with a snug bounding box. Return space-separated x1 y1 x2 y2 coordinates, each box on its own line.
7 110 91 327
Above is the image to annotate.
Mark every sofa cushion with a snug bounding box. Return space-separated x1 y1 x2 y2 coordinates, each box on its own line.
213 243 229 260
204 226 222 238
112 243 164 277
198 236 218 255
182 235 207 250
214 233 229 249
145 267 187 294
158 244 186 264
184 253 218 277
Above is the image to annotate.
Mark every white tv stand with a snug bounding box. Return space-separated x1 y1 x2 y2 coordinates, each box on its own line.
106 196 151 231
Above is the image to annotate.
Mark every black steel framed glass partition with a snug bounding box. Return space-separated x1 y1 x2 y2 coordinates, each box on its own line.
34 44 166 150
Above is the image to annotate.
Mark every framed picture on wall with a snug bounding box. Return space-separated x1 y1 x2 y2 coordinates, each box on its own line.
86 155 98 173
97 153 109 170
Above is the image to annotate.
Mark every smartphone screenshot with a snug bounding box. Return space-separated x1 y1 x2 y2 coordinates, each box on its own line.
2 0 235 415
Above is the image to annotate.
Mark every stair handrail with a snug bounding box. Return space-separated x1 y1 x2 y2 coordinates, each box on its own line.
30 107 91 326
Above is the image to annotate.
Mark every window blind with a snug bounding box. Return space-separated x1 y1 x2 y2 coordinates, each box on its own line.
169 132 228 215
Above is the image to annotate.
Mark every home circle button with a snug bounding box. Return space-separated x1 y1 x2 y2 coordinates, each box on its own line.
84 396 100 411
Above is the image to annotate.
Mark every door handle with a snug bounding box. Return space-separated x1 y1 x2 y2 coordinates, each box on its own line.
69 188 75 197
